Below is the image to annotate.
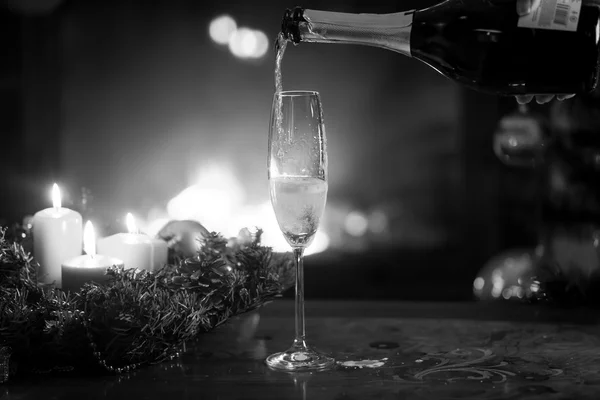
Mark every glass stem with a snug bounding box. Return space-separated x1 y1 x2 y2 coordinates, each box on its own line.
293 247 306 348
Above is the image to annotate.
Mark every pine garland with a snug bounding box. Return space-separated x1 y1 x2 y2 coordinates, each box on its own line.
0 226 294 378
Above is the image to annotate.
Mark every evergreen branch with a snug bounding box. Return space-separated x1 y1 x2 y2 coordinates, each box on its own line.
0 225 294 377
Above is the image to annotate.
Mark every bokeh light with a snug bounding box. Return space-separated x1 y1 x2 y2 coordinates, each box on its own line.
209 15 237 45
159 161 329 256
252 30 269 58
344 211 369 237
228 27 269 59
229 27 256 58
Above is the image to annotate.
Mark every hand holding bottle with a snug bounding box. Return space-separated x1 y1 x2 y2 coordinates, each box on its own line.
515 0 576 104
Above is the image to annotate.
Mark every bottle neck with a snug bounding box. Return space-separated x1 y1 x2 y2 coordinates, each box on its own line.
288 9 414 57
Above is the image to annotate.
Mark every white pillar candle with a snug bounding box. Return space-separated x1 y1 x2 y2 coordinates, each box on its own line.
97 213 168 272
151 237 169 271
62 221 124 293
32 183 83 287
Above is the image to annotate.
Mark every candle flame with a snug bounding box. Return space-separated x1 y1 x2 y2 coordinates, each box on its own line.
126 212 138 234
52 183 61 209
83 221 96 256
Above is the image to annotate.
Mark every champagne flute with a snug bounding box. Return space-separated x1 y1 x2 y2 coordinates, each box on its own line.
266 90 334 371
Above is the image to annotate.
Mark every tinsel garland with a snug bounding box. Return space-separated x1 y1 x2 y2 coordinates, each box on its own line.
0 226 294 378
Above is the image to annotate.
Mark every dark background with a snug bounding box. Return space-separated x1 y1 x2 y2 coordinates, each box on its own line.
0 0 540 301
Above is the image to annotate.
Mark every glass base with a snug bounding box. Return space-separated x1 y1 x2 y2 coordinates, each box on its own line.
266 345 335 372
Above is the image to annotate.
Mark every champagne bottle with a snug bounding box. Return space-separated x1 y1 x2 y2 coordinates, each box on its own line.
280 0 600 96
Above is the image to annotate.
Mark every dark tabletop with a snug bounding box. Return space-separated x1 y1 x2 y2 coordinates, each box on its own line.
3 300 600 400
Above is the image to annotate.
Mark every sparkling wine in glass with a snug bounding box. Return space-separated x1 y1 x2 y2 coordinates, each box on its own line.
266 90 334 371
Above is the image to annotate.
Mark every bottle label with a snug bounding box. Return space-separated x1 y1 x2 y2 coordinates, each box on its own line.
517 0 582 32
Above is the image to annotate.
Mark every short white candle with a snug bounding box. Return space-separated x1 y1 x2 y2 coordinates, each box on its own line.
62 221 124 293
97 213 168 272
33 183 83 287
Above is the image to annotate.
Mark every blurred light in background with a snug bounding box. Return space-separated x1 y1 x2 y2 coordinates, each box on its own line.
309 232 330 254
156 161 329 256
228 27 269 59
209 15 237 45
209 14 269 59
166 162 244 230
344 211 368 237
473 250 537 301
368 210 389 234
